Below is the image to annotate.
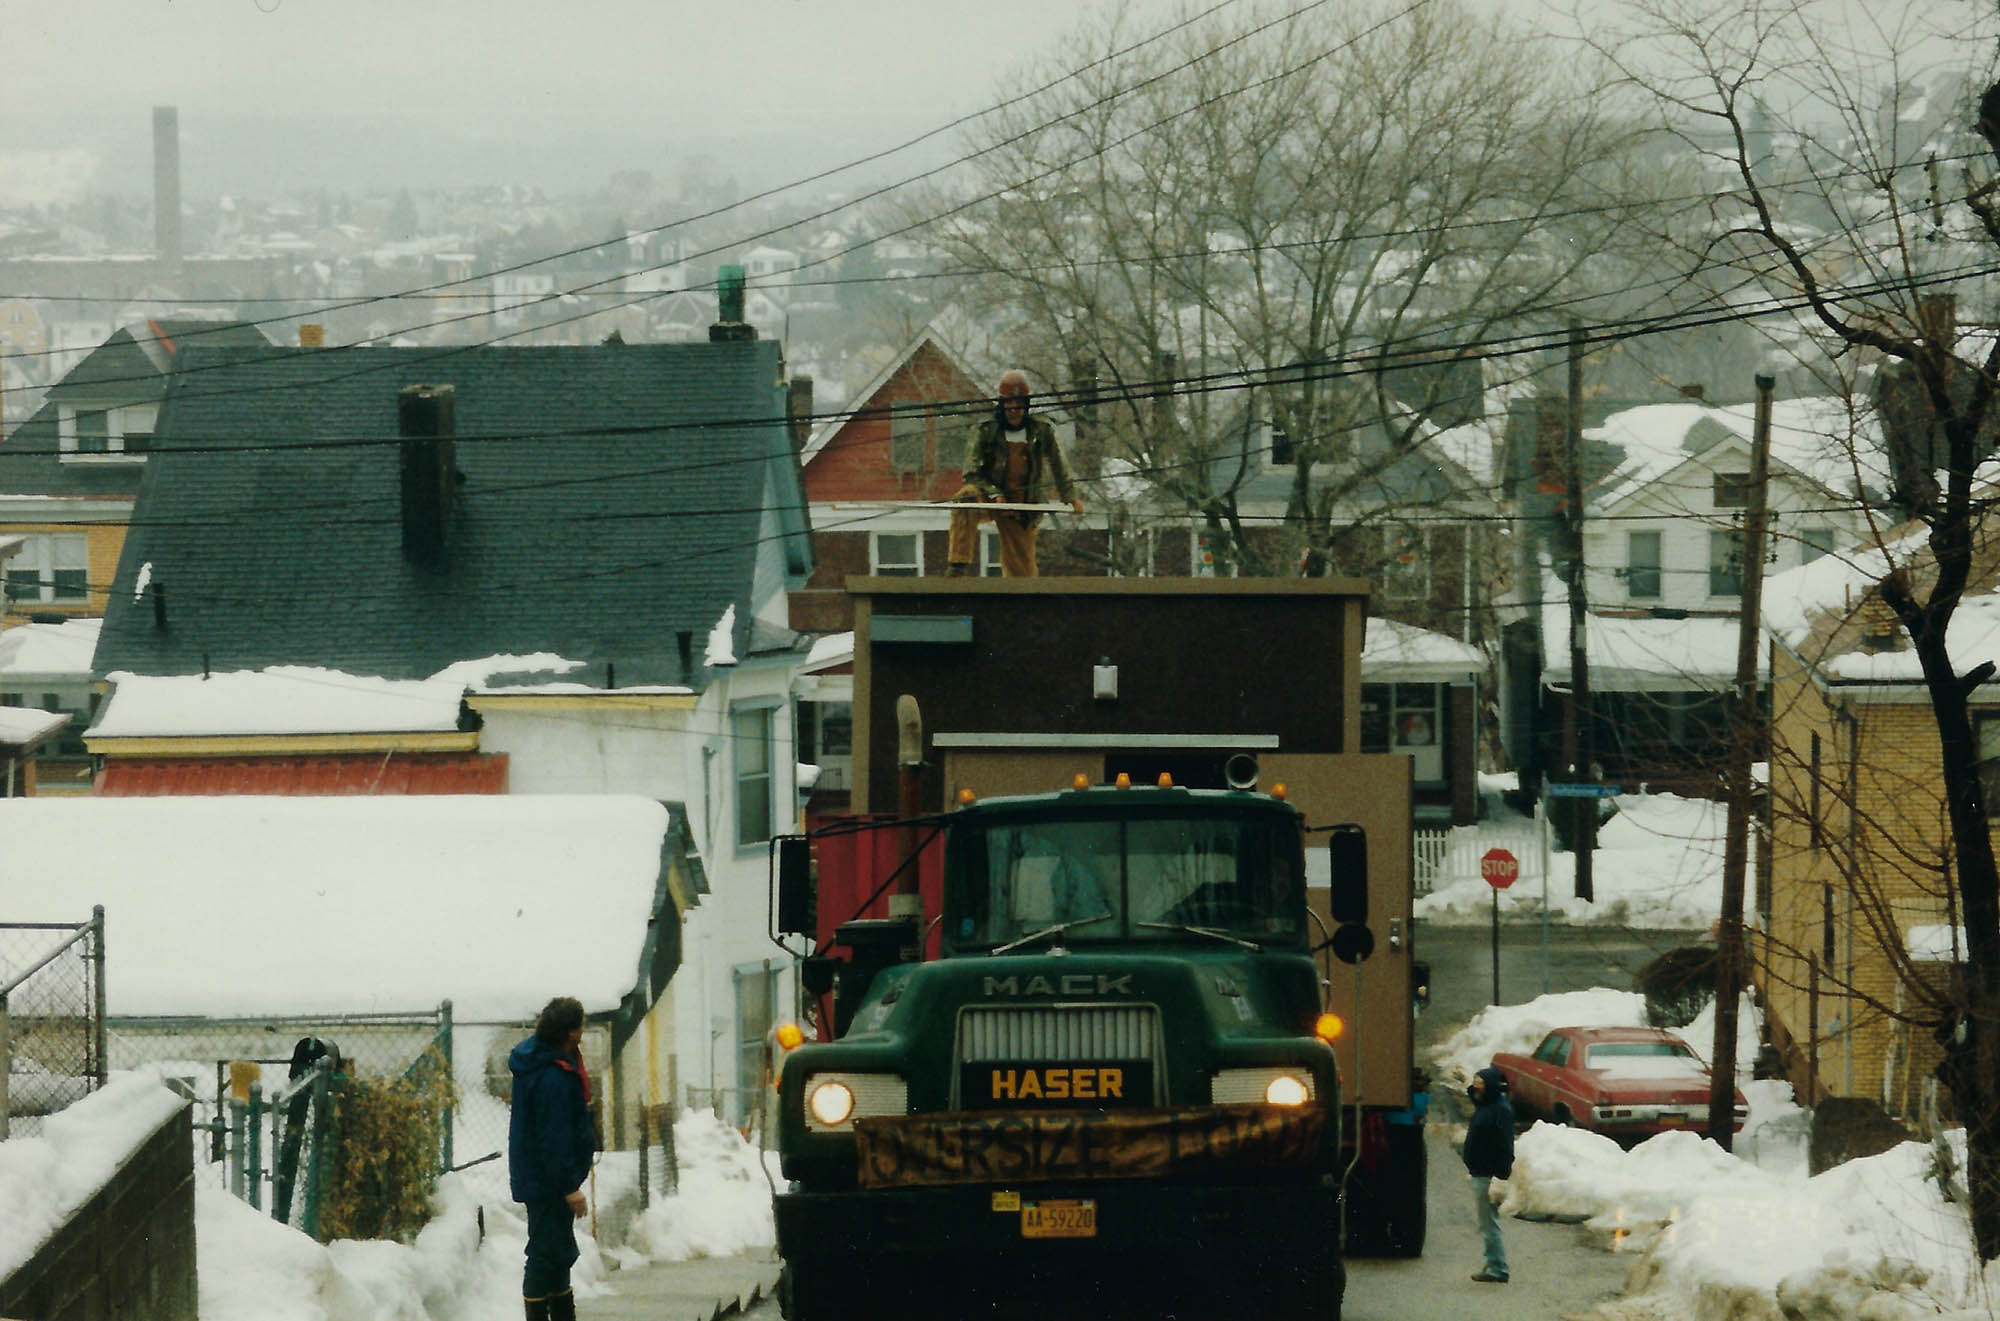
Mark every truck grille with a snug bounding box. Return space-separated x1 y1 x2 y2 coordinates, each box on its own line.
954 1005 1164 1104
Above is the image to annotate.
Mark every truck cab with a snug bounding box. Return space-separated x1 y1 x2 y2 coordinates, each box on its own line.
772 783 1350 1319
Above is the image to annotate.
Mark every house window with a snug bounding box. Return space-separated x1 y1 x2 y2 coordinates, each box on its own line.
733 705 776 847
936 421 970 471
797 699 853 790
1713 472 1749 508
1810 730 1823 849
980 526 1005 577
1382 527 1428 601
73 409 110 453
1626 530 1662 600
3 534 89 605
734 963 780 1126
1360 682 1445 780
1269 425 1294 466
1977 716 2000 815
1709 529 1743 598
869 532 922 577
1800 526 1833 563
889 410 927 472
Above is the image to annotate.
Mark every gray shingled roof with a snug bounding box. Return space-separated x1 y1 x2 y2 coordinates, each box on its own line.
2 321 272 501
93 341 811 687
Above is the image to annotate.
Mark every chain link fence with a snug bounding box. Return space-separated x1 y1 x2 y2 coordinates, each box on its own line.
0 909 107 1140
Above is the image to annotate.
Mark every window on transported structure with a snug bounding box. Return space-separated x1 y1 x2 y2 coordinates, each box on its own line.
1626 530 1662 600
1382 526 1427 601
1800 526 1833 563
1709 529 1743 597
889 409 926 473
869 532 921 577
73 408 110 453
1713 471 1749 508
733 705 775 847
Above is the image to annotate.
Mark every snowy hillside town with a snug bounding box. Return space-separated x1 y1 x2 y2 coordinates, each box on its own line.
7 0 2000 1318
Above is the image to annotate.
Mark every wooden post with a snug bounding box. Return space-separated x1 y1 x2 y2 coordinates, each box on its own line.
1710 373 1773 1151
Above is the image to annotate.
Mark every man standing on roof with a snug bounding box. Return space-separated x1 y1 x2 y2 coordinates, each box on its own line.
945 370 1084 577
510 996 597 1321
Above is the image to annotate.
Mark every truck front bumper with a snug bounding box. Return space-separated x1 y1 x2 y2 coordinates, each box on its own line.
777 1177 1342 1300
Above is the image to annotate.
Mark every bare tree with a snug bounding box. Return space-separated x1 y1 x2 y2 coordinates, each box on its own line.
914 0 1654 580
1588 0 2000 1260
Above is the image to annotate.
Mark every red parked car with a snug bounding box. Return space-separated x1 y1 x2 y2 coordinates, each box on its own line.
1490 1026 1748 1145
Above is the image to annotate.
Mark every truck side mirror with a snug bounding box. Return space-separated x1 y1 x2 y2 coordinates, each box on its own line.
776 836 813 936
1327 825 1368 927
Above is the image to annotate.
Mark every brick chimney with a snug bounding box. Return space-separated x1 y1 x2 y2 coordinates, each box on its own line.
709 265 756 343
787 375 813 453
398 385 457 569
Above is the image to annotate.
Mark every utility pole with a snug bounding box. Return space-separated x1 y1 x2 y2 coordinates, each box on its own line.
1710 372 1774 1151
1565 321 1594 902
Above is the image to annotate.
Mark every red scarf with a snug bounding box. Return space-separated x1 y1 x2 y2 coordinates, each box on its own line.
554 1051 591 1104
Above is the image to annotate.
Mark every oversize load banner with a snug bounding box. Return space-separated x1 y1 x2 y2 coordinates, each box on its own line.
855 1104 1326 1188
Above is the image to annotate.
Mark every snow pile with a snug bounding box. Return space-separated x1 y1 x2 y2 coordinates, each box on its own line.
1417 792 1743 929
625 1109 781 1262
1507 1124 1769 1242
1614 1133 1994 1320
0 1075 185 1278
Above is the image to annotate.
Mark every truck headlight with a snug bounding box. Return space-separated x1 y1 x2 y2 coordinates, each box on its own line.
1213 1067 1316 1106
802 1072 908 1132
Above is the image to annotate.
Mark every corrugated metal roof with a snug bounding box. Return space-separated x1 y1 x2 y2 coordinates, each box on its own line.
95 751 507 796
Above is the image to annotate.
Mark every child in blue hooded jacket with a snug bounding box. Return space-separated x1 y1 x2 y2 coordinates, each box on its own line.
509 997 597 1321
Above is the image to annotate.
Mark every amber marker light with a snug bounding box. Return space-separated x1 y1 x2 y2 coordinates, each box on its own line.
775 1023 805 1051
1271 782 1288 800
957 787 977 806
1157 772 1174 788
1072 773 1091 790
1115 772 1132 788
1314 1012 1345 1043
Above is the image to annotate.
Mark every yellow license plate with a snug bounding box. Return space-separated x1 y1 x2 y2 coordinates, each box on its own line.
1021 1199 1096 1239
1657 1113 1685 1126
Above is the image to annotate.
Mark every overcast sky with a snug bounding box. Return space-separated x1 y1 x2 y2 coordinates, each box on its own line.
0 0 1585 204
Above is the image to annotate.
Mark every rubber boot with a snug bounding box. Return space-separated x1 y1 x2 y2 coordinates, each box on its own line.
547 1290 576 1321
523 1297 551 1321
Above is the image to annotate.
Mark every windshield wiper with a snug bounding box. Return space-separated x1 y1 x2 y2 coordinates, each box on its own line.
992 912 1113 954
1134 921 1261 951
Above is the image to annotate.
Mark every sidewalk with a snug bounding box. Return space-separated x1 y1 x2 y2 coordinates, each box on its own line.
578 1250 782 1321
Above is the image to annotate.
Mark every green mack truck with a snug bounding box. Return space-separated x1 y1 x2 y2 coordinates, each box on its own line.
766 579 1426 1320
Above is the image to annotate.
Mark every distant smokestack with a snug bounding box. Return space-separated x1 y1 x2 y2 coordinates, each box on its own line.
398 385 457 569
152 107 182 277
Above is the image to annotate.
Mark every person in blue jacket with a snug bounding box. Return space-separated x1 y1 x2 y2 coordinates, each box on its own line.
1462 1066 1514 1284
509 997 597 1321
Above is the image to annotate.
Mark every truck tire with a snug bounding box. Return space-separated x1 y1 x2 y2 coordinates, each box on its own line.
1379 1123 1427 1258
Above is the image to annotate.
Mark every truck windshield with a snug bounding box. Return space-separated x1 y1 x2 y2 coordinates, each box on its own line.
948 812 1303 950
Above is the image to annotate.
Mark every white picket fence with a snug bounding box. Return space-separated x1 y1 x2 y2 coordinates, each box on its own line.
1412 825 1542 897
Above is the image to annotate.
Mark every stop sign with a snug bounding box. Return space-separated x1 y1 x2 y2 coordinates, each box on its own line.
1481 847 1520 890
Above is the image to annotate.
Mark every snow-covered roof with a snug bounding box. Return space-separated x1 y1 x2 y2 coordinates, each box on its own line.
802 631 853 672
95 668 466 738
1589 397 1888 511
0 705 67 747
1542 604 1758 689
0 617 99 679
0 795 672 1019
1360 618 1484 679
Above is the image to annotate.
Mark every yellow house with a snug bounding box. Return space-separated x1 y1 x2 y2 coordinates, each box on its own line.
1761 532 1991 1118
